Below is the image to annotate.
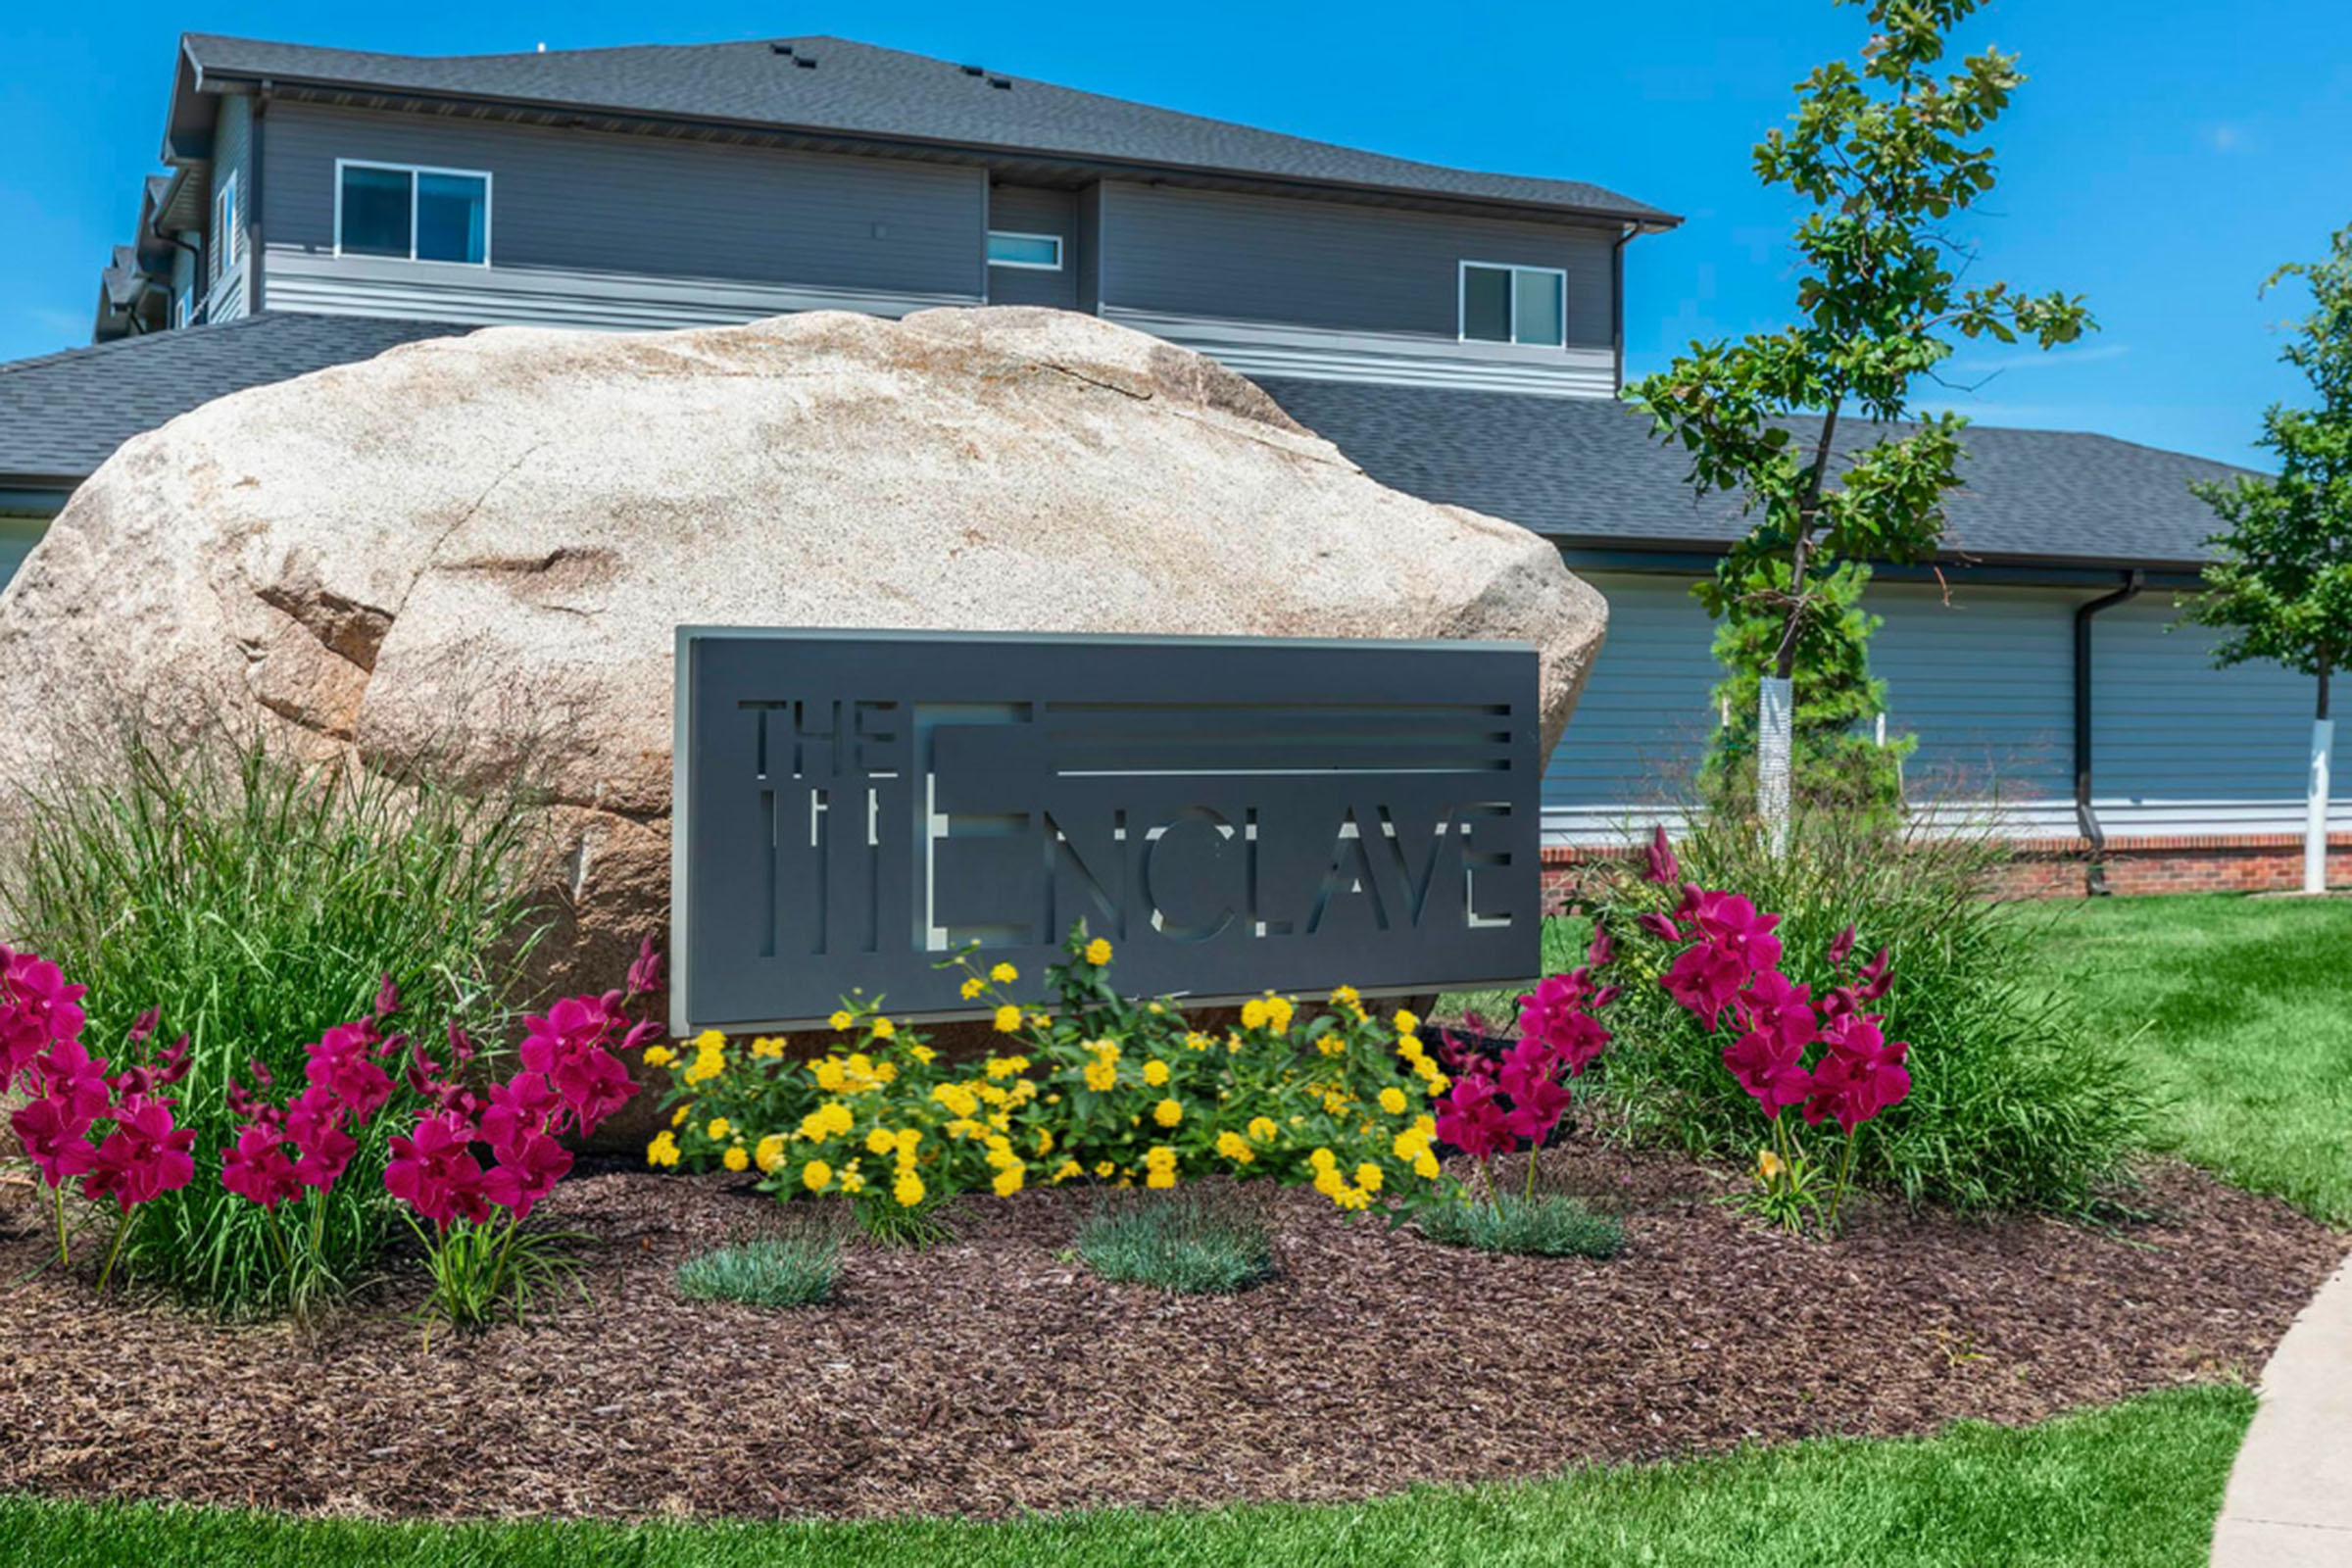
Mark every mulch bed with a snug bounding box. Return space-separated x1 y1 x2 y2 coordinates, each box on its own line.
0 1147 2340 1522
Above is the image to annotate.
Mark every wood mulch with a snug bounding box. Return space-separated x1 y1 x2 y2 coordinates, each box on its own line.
0 1147 2340 1522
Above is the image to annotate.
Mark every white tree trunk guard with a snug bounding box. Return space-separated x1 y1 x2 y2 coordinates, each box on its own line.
2308 717 2334 895
1758 676 1793 856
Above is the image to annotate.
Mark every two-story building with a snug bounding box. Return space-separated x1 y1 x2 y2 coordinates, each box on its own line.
1 31 2341 893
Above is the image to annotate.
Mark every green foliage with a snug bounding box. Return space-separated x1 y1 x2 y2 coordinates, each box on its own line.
1630 0 2091 692
1700 557 1913 816
2046 892 2352 1224
650 926 1448 1222
1416 1190 1625 1258
1074 1191 1276 1294
1589 813 2151 1214
675 1235 843 1309
408 1214 580 1343
0 1386 2254 1566
2188 222 2352 713
4 729 544 1316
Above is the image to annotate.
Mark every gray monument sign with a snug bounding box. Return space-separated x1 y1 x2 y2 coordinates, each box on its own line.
671 627 1543 1033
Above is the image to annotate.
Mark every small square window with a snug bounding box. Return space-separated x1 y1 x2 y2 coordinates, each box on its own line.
987 231 1062 270
416 172 488 264
1460 262 1567 347
339 165 414 258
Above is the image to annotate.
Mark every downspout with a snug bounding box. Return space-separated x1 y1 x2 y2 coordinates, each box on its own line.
1610 223 1634 391
245 83 270 318
2074 569 2144 895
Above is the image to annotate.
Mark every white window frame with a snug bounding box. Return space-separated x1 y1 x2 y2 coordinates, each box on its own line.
333 159 495 267
986 230 1064 271
1456 259 1568 348
212 171 240 281
172 286 193 329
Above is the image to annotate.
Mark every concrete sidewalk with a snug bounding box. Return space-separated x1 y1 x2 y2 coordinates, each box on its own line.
2213 1260 2352 1566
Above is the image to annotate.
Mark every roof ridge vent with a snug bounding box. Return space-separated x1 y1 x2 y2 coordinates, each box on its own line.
794 54 818 69
988 75 1011 89
768 41 794 55
959 63 984 75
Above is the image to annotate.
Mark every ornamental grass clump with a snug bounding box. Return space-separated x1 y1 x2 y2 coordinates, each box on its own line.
6 730 541 1315
1417 1191 1624 1259
1592 814 2150 1216
1075 1192 1276 1295
675 1234 843 1310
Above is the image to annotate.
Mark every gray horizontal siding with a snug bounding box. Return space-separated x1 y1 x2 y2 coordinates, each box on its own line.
1101 181 1615 345
985 184 1076 310
260 101 987 323
1543 572 2348 846
204 94 252 321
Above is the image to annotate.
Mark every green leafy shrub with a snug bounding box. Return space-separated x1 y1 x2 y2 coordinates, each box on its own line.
5 730 544 1315
1417 1190 1625 1258
1074 1192 1276 1294
1589 812 2152 1214
675 1234 842 1309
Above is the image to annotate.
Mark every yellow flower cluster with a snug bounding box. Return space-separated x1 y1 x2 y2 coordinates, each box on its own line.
1396 1030 1450 1095
1144 1145 1178 1189
646 1130 681 1166
1082 1038 1121 1092
1392 1115 1443 1180
682 1030 728 1085
1239 994 1297 1034
1084 937 1113 966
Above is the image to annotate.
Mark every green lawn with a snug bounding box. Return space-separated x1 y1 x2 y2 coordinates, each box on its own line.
2044 892 2352 1224
0 1386 2251 1568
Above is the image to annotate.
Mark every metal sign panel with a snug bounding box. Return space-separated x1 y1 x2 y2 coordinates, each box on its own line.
671 627 1542 1033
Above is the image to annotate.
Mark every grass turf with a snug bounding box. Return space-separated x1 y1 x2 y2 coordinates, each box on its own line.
0 1386 2250 1567
2042 892 2352 1225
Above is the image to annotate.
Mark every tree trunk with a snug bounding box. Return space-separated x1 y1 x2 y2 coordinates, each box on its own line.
1758 677 1794 856
2310 657 2335 895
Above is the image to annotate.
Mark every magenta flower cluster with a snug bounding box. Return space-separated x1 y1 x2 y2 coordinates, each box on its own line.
1432 926 1620 1194
4 953 197 1216
1635 826 1912 1138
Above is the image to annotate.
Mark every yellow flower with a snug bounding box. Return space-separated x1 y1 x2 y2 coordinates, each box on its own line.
994 1004 1022 1034
1152 1098 1183 1128
829 1010 855 1032
1084 937 1112 966
1146 1168 1177 1190
895 1128 922 1155
1083 1060 1118 1092
1094 1160 1117 1179
1330 985 1360 1008
670 1104 692 1127
1308 1147 1337 1174
1214 1131 1255 1163
1355 1162 1384 1194
1142 1058 1170 1087
1393 1008 1420 1036
991 961 1019 984
866 1128 898 1155
960 977 986 1001
645 1131 680 1167
1266 997 1295 1034
1413 1151 1442 1180
1758 1149 1787 1182
932 1083 979 1118
1052 1158 1084 1183
1239 999 1269 1031
722 1146 750 1172
706 1117 731 1141
755 1135 786 1173
894 1171 926 1207
871 1017 896 1041
1247 1115 1279 1144
642 1045 675 1067
1145 1145 1177 1171
910 1044 937 1064
840 1164 866 1195
1184 1032 1213 1053
993 1165 1026 1197
1378 1087 1408 1115
1332 1184 1372 1211
803 1159 834 1192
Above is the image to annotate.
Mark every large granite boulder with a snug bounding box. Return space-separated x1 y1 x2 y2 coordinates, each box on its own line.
0 307 1607 996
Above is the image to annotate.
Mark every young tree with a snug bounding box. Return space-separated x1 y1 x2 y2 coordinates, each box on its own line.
1629 0 2090 849
2188 224 2352 894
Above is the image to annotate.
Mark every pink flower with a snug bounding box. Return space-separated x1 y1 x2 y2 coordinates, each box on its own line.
1433 1070 1515 1161
11 1095 96 1188
0 950 88 1087
1662 941 1750 1030
304 1019 397 1123
483 1128 572 1221
29 1038 113 1124
79 1096 196 1213
284 1084 360 1192
478 1069 562 1159
1722 1028 1814 1116
1497 1039 1573 1144
220 1122 303 1209
518 995 639 1137
1643 825 1680 887
384 1109 491 1229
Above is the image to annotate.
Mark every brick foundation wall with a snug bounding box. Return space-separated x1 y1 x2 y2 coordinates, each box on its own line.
1540 833 2352 907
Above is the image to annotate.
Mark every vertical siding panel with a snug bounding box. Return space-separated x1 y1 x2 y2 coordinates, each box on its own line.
984 185 1077 309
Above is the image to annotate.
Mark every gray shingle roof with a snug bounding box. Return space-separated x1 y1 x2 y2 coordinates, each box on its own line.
179 33 1675 224
0 313 466 483
1255 378 2252 570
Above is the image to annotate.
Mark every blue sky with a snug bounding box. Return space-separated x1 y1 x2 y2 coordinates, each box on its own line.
4 0 2348 465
